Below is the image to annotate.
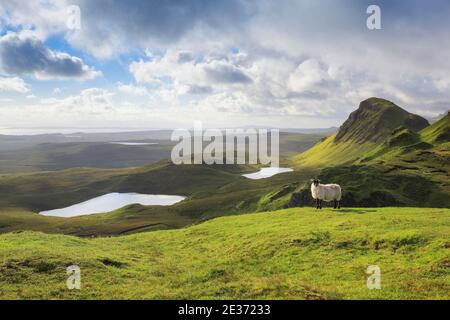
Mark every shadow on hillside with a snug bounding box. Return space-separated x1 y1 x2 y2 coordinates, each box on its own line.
337 209 378 214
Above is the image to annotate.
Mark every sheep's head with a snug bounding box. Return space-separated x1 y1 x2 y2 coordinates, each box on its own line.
311 178 320 186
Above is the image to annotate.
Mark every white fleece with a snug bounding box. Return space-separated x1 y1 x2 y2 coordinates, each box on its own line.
311 183 342 202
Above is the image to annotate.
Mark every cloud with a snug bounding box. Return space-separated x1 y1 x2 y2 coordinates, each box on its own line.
203 60 252 84
0 76 30 93
38 88 115 115
130 49 252 91
0 32 100 80
117 82 149 96
1 0 450 127
287 59 336 93
64 0 252 59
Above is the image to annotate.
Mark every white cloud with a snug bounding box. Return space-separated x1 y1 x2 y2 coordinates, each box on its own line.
287 59 336 93
117 82 149 96
0 76 30 93
39 88 115 114
129 49 253 98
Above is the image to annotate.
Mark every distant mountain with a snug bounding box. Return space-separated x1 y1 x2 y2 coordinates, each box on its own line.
279 127 338 134
421 111 450 143
335 98 429 143
427 111 449 124
292 98 430 167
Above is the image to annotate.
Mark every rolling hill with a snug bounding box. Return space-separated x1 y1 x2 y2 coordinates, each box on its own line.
0 141 175 173
0 132 325 173
1 207 448 299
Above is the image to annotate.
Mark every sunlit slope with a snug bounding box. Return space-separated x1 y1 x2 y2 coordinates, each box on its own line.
292 133 376 168
420 111 450 144
292 97 429 168
0 207 448 300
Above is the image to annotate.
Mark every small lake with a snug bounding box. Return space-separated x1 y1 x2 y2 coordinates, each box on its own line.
39 193 186 218
242 167 293 180
109 142 159 146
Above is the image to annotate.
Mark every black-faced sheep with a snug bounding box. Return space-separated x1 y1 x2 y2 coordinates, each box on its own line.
310 179 342 209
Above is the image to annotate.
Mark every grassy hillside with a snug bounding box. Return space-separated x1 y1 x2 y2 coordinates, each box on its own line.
0 207 448 299
421 111 450 143
292 133 377 168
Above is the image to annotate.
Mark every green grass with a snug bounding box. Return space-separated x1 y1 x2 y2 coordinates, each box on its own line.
291 134 377 168
0 207 448 299
421 113 450 143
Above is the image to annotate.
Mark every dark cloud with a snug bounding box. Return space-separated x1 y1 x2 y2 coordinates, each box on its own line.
204 63 252 84
177 51 196 64
0 32 99 79
185 84 213 95
70 0 253 57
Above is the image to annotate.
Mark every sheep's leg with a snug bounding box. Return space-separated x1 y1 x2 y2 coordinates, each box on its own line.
315 199 319 209
333 200 337 209
319 199 322 209
337 201 341 209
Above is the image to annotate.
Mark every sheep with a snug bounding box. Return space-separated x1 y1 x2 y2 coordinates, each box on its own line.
310 179 342 209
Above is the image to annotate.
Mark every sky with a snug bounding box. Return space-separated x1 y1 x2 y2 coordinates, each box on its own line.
0 0 449 129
